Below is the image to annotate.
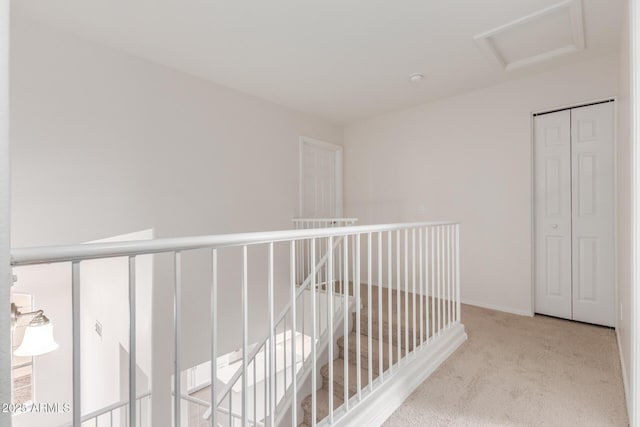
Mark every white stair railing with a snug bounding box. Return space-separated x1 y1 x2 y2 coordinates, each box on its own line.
212 234 347 426
292 218 357 286
59 392 151 427
179 392 264 427
11 220 463 427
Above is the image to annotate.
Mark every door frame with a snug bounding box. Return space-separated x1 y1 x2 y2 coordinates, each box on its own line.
298 136 344 218
530 97 618 318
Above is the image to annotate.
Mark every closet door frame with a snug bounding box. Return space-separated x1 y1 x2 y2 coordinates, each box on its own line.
530 97 617 322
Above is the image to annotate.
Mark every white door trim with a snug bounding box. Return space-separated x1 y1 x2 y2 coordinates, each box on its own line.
298 136 343 217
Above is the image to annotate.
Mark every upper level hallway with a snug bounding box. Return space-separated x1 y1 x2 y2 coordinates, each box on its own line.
385 304 628 426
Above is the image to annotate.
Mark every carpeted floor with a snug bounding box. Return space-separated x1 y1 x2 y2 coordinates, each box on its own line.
383 304 629 427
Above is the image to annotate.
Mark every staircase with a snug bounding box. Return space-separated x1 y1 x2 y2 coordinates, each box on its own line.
300 283 441 426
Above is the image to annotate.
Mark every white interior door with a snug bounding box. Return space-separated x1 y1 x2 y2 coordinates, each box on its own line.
570 102 615 326
299 137 343 218
534 101 615 327
534 109 573 320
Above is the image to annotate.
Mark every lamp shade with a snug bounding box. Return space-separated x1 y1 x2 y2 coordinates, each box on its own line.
15 323 59 357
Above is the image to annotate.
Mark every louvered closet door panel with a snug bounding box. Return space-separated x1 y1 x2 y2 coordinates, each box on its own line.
570 102 615 327
534 110 572 320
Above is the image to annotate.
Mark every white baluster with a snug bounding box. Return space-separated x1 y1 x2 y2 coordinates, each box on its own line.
387 231 393 372
355 235 362 401
290 241 297 427
254 356 258 427
72 261 81 427
431 228 436 339
404 229 409 356
211 250 218 427
311 238 317 426
377 232 383 380
343 234 350 410
437 228 441 335
268 243 275 427
456 224 461 323
367 232 373 390
396 230 401 363
327 236 334 423
412 228 416 352
419 229 424 347
425 228 430 343
174 252 182 427
448 225 452 327
242 246 248 426
129 256 137 427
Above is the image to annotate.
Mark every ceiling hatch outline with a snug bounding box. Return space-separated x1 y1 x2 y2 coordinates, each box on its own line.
473 0 585 72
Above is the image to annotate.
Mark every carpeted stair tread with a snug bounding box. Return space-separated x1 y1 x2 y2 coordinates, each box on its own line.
351 283 452 348
337 331 398 374
300 387 346 425
354 311 437 350
345 282 451 313
320 357 370 399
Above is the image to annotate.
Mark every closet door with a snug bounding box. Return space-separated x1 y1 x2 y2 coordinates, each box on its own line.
571 102 615 326
534 110 572 319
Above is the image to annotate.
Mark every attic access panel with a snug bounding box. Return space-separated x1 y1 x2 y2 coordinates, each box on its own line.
474 0 585 71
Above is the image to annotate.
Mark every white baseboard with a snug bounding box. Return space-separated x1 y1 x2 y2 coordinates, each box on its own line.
616 328 632 423
329 323 467 427
461 298 534 317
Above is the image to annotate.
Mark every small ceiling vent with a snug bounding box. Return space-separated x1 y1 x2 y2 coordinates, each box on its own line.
473 0 585 72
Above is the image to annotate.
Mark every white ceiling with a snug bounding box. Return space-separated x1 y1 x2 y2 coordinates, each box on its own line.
13 0 625 124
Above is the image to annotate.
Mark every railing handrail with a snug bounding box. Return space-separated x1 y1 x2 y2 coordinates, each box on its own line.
11 221 458 266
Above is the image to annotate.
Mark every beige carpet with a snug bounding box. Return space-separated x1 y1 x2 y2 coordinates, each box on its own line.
383 304 629 427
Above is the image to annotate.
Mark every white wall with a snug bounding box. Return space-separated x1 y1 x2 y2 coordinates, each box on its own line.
616 0 633 419
343 54 620 316
10 15 342 424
